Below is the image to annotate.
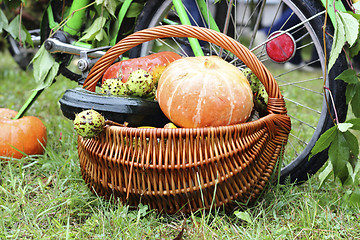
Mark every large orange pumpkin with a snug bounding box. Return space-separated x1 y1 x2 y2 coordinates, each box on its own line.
0 108 47 159
157 56 254 128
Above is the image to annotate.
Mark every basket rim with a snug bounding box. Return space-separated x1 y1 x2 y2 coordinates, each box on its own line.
100 111 291 137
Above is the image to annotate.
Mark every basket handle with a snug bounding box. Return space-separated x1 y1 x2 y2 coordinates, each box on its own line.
83 25 286 114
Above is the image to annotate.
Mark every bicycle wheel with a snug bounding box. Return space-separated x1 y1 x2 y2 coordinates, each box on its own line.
7 34 39 70
131 0 348 183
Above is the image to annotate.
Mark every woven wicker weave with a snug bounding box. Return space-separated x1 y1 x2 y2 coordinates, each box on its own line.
78 25 291 214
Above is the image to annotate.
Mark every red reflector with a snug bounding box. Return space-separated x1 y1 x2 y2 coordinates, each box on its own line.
265 31 296 63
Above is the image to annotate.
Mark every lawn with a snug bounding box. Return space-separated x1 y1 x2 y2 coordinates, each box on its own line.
0 50 359 239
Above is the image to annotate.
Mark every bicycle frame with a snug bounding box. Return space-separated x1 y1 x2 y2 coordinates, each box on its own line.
172 0 220 56
46 0 219 56
46 0 135 48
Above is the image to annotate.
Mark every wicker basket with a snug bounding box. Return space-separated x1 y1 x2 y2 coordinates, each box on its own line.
78 25 291 214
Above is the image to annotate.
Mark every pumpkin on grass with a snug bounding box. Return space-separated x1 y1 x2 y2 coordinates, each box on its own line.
157 56 254 128
0 108 47 159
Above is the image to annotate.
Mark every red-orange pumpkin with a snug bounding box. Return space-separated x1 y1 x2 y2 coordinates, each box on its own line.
157 56 254 128
0 108 47 159
102 51 182 84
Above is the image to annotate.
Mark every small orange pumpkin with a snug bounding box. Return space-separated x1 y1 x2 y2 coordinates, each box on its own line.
157 56 254 128
0 108 47 159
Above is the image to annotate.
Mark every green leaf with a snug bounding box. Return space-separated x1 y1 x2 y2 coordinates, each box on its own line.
95 28 110 47
36 62 59 90
136 203 148 219
234 211 253 224
79 16 106 42
337 123 353 132
345 83 358 105
347 118 360 130
318 161 333 189
351 86 360 118
0 9 9 33
328 13 346 71
328 11 359 70
335 69 358 84
349 10 360 23
349 39 360 58
344 161 359 186
95 0 118 17
343 130 359 156
348 189 360 206
24 26 33 47
329 132 350 184
336 69 360 108
348 11 360 57
31 45 59 90
310 125 338 159
338 11 359 47
126 2 144 18
7 16 26 40
4 15 33 47
95 28 105 42
105 0 118 17
352 161 360 185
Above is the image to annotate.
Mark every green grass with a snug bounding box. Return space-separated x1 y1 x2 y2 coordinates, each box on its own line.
0 50 359 239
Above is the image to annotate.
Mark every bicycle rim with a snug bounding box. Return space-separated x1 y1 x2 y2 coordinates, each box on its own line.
132 0 348 183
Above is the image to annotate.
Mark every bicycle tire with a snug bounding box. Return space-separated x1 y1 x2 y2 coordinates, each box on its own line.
59 88 169 127
130 0 348 183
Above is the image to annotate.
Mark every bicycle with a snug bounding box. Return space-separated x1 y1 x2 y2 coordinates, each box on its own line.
1 0 353 184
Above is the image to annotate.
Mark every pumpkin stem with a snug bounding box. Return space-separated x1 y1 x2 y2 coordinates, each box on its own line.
203 58 217 69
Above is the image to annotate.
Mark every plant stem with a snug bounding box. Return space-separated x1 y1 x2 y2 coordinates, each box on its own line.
18 3 23 47
13 89 44 120
324 86 339 125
